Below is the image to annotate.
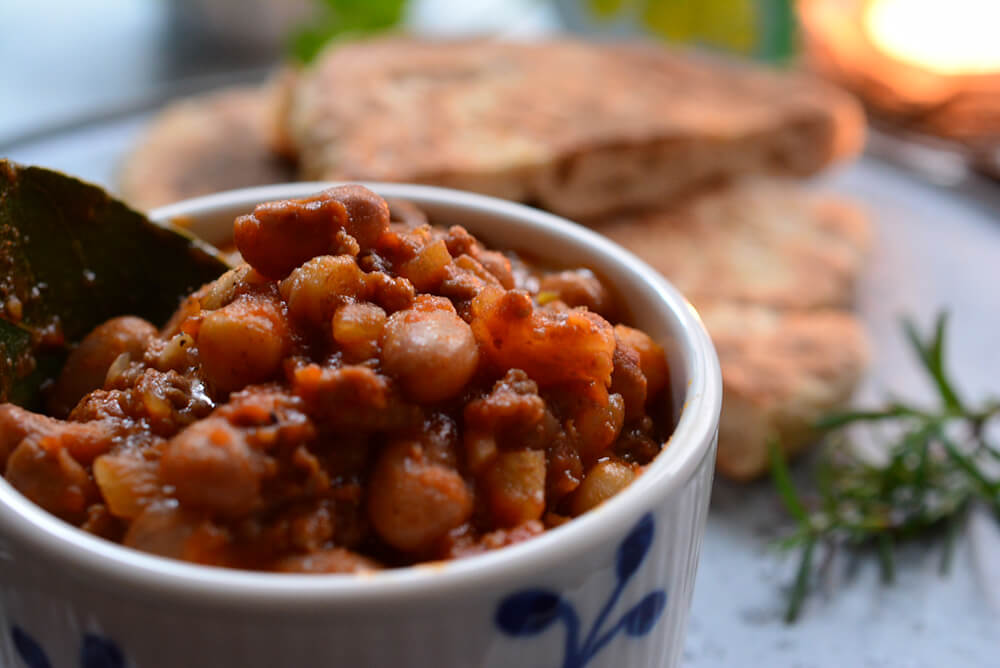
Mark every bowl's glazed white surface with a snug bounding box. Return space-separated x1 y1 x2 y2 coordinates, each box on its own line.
0 183 721 668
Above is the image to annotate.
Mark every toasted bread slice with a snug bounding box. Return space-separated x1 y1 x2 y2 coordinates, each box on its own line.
598 179 871 309
593 180 871 479
699 302 869 480
285 38 864 219
117 81 295 210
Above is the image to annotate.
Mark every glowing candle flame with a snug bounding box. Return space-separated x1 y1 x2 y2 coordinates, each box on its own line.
865 0 1000 75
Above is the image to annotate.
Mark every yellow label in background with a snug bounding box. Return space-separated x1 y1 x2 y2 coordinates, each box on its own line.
580 0 794 61
588 0 629 18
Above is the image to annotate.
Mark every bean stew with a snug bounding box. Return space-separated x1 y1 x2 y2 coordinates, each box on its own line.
0 186 674 573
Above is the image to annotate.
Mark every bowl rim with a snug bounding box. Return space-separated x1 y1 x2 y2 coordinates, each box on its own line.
0 182 721 611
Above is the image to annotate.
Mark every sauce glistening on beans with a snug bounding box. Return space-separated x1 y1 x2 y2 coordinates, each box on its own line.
0 186 674 573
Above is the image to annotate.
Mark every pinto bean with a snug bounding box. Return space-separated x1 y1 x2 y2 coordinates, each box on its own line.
159 417 268 518
47 316 157 417
539 269 612 317
123 502 229 565
322 185 391 250
5 437 98 522
0 405 117 467
234 193 348 279
0 404 52 467
572 388 626 463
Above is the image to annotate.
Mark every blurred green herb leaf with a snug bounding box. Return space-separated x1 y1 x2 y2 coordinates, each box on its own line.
290 0 408 64
770 313 1000 622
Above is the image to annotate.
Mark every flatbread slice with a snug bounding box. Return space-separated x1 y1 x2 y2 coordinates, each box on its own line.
594 180 871 479
285 38 864 219
117 81 295 210
598 179 871 309
700 302 869 481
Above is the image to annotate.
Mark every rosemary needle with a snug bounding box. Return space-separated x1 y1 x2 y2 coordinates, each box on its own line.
770 313 1000 622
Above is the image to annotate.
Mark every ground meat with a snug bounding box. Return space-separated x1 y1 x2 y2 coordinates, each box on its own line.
611 339 648 422
463 369 549 474
0 186 674 571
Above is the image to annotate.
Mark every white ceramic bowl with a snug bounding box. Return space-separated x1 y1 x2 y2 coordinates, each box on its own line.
0 183 721 668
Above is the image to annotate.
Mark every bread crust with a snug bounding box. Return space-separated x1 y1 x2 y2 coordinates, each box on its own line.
599 179 871 309
286 38 864 219
594 181 871 479
699 302 869 480
118 81 295 210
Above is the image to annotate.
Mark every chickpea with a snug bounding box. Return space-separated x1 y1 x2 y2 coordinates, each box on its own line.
482 450 547 528
332 302 387 361
569 460 636 516
573 389 625 463
47 316 157 418
280 255 367 329
381 299 479 403
197 295 289 394
159 417 265 517
368 438 472 553
399 239 452 292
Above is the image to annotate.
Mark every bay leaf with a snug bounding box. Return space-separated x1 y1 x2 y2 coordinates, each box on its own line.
0 160 230 408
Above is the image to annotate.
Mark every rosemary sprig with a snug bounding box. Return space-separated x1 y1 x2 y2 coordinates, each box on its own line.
770 313 1000 623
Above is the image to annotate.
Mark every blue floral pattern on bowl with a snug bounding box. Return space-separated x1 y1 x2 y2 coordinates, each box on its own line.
495 513 666 668
11 514 665 668
11 626 123 668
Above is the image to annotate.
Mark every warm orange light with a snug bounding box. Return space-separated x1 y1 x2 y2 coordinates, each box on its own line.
864 0 1000 75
